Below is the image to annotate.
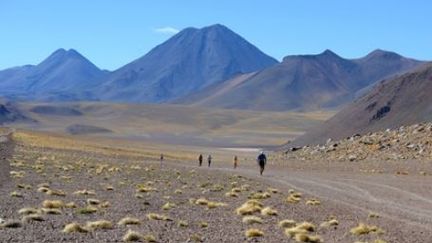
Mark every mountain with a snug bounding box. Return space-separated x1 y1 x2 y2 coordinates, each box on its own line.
289 63 432 147
0 48 108 100
99 24 278 102
176 49 423 111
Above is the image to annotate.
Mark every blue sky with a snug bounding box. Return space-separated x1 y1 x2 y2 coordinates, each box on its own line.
1 0 431 70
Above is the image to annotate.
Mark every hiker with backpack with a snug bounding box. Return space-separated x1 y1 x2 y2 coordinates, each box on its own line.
198 154 203 167
208 154 212 167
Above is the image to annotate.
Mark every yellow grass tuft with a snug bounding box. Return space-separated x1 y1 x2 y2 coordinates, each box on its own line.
118 217 141 225
46 189 66 197
249 192 271 200
278 219 297 228
294 233 323 243
287 192 302 203
86 220 113 230
320 219 339 228
261 207 278 216
305 199 321 206
65 202 77 208
285 222 316 238
123 230 143 242
42 200 64 209
10 191 23 198
178 220 189 227
41 208 62 215
268 188 279 194
144 234 157 242
162 202 176 210
242 216 263 225
199 221 208 228
63 222 89 233
245 228 264 238
22 214 45 223
147 213 172 221
368 212 380 218
76 206 98 215
73 189 96 195
87 198 101 205
225 191 239 197
18 207 40 215
350 223 385 235
236 200 263 215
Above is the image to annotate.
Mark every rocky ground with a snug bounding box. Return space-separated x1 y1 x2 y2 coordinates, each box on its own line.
0 130 431 242
285 122 432 164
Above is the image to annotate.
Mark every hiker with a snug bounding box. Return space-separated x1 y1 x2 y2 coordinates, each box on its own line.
233 155 238 169
160 153 164 167
198 154 203 167
257 151 267 175
208 154 212 167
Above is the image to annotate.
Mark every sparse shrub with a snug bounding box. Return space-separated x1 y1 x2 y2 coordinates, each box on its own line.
242 216 263 224
279 219 297 228
123 230 143 242
236 200 263 215
261 206 278 216
63 222 89 233
22 214 45 222
245 228 264 238
86 220 113 230
76 206 98 215
118 217 141 225
42 200 64 209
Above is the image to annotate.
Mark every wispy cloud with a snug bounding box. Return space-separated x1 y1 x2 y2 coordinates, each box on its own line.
154 26 179 35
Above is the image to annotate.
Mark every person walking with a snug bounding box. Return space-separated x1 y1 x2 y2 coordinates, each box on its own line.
257 151 267 175
233 155 238 169
207 154 212 167
198 154 203 167
160 153 164 168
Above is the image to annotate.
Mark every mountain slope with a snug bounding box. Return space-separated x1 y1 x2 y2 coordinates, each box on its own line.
99 24 278 102
289 63 432 147
0 49 108 100
176 49 423 111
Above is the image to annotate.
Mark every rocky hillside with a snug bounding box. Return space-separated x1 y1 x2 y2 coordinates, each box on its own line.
286 122 432 163
291 63 432 146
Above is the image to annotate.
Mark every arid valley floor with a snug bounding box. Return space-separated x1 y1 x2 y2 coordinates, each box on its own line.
1 127 432 243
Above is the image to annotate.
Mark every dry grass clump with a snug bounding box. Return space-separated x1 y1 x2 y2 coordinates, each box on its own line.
178 220 189 227
249 191 271 200
245 228 264 238
22 214 45 223
368 212 380 218
285 222 316 238
42 200 64 209
306 199 321 206
279 219 297 228
73 189 96 195
320 219 339 228
105 185 115 191
10 171 25 178
87 198 101 205
17 184 32 190
144 234 157 242
136 185 157 193
147 213 172 221
123 230 143 242
268 188 279 193
350 223 385 235
225 191 239 197
0 220 23 228
41 208 62 215
76 206 98 215
199 221 208 228
294 233 323 243
100 201 111 208
86 220 113 230
236 200 263 215
174 189 183 194
195 198 209 205
118 217 141 225
63 222 89 233
65 202 77 208
162 202 176 210
46 189 66 197
231 187 242 193
194 198 226 209
287 192 302 203
18 207 40 215
242 216 263 225
10 191 23 198
261 206 278 216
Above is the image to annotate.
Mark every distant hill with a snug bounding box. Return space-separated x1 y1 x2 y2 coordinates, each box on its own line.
0 101 32 124
289 63 432 147
176 49 423 111
99 24 278 102
0 48 108 101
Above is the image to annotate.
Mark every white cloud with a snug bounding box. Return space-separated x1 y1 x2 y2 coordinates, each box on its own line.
154 26 180 35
